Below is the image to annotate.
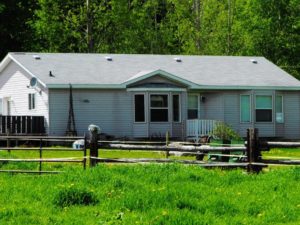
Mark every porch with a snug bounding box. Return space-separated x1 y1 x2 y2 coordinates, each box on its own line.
186 119 218 142
0 115 45 135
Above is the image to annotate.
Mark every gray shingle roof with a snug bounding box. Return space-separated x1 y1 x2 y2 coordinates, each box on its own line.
7 52 300 89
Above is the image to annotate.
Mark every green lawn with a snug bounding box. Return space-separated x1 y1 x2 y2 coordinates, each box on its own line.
0 164 299 224
262 148 300 159
0 146 300 224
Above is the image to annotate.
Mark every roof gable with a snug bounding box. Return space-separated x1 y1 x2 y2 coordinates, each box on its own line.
123 69 198 88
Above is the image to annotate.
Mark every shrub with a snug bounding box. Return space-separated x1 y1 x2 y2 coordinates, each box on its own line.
212 122 241 141
53 186 98 207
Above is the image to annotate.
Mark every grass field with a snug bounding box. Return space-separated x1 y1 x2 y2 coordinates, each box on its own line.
0 164 299 224
0 147 300 224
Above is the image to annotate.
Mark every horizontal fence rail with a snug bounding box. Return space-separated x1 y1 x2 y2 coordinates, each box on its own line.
0 128 300 174
0 135 87 174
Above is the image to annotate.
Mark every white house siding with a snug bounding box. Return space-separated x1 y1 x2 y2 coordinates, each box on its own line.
224 93 240 132
49 89 132 137
201 92 224 121
195 90 298 138
0 61 49 131
282 92 300 139
149 123 172 138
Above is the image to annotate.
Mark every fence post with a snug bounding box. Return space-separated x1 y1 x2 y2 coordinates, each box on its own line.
6 128 11 154
83 133 87 170
39 138 43 174
88 125 100 167
247 128 259 172
165 131 170 158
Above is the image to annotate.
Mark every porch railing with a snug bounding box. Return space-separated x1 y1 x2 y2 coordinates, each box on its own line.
186 119 218 142
0 115 45 135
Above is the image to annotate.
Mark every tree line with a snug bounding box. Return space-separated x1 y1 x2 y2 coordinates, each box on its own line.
0 0 299 78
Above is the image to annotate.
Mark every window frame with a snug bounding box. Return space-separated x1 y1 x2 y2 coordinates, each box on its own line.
134 93 146 123
240 95 251 123
275 95 284 123
150 93 169 122
172 94 181 123
28 93 36 110
255 95 273 123
187 94 199 120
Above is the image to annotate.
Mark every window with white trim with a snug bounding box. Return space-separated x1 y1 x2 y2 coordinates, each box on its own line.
173 94 180 122
240 95 251 122
134 94 145 122
255 95 272 122
275 95 284 123
188 95 198 119
150 94 168 122
28 93 36 110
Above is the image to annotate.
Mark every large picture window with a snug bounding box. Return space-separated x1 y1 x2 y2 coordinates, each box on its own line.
134 94 145 122
173 94 180 122
240 95 251 122
150 94 168 122
275 95 284 123
256 95 272 122
188 95 198 119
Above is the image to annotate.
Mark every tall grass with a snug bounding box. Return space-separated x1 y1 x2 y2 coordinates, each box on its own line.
0 164 299 224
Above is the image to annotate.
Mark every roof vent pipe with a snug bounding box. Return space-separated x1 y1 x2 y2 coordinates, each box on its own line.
250 59 258 64
174 57 182 62
33 55 41 60
105 56 113 61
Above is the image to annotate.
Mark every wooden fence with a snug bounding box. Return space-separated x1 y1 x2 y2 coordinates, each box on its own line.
0 135 86 174
0 128 299 174
0 115 45 135
89 128 300 173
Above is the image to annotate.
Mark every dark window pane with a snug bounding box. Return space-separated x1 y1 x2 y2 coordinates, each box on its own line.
256 109 272 122
151 109 168 122
173 95 179 122
28 94 31 110
188 109 198 119
32 94 35 109
135 95 145 122
151 95 168 107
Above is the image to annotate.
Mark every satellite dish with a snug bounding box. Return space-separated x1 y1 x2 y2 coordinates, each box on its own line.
29 77 37 88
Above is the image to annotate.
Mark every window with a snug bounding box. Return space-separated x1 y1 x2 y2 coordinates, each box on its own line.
173 94 180 122
275 95 284 123
28 93 36 110
188 95 198 119
134 94 145 122
240 95 251 122
150 94 168 122
255 95 272 122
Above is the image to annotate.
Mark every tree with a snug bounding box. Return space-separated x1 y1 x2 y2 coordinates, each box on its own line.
0 0 37 59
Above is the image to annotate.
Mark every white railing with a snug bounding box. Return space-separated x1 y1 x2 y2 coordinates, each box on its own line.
186 119 218 142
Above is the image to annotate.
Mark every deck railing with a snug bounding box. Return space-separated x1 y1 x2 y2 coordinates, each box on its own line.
0 115 45 135
186 119 218 142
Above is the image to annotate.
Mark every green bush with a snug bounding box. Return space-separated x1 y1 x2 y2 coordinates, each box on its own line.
212 122 241 141
53 186 98 207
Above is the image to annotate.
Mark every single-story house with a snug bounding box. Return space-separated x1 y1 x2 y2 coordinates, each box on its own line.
0 52 300 139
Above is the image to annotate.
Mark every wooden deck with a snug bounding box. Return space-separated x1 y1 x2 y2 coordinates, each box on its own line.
0 115 45 135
